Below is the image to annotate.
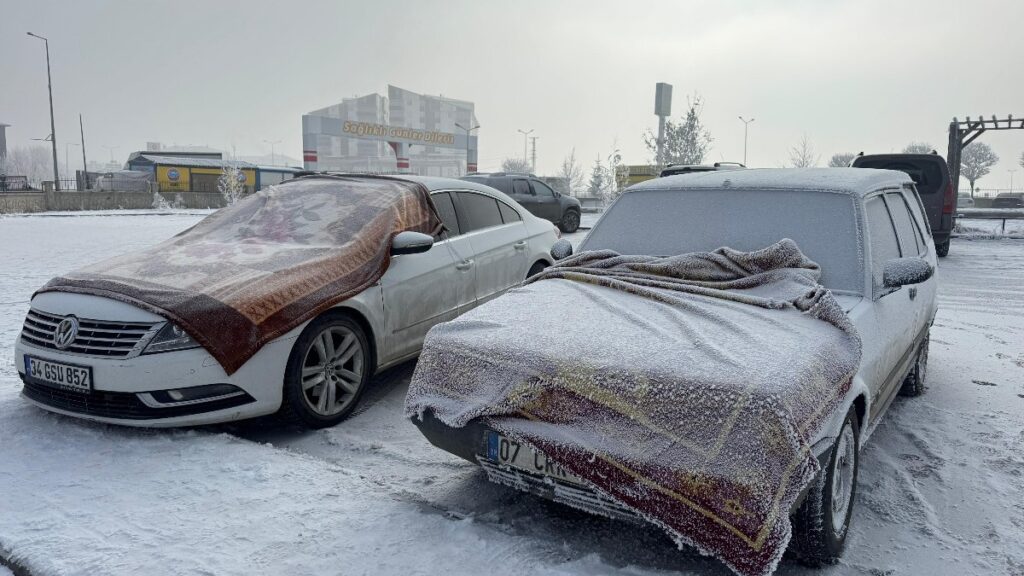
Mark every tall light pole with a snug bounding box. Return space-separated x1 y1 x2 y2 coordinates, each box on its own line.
27 32 60 190
738 116 755 166
455 122 479 175
263 139 281 166
517 128 533 167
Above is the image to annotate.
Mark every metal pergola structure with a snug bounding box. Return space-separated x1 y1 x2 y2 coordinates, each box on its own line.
947 115 1023 194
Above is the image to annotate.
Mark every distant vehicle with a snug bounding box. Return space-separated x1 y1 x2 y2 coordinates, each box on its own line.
16 176 558 429
992 193 1024 208
957 194 975 208
851 153 954 257
415 168 938 567
462 173 582 233
659 161 746 177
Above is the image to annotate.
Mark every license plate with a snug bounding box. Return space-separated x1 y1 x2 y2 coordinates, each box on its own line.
486 431 584 486
24 355 93 393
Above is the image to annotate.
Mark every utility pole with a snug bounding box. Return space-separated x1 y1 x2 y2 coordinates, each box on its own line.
102 145 119 165
529 136 539 173
517 128 533 167
263 139 282 166
455 122 480 175
27 32 60 190
654 83 672 167
738 116 755 166
79 114 89 189
64 142 79 186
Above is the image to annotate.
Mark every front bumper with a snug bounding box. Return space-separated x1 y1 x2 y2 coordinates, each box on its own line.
14 334 297 427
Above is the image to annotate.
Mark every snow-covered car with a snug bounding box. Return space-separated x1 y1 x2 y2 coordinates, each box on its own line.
410 169 938 573
16 175 558 429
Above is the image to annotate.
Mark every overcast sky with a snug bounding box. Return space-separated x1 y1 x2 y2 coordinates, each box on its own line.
3 0 1022 189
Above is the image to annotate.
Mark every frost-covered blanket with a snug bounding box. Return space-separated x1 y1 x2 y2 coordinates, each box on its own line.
38 175 443 374
406 239 861 576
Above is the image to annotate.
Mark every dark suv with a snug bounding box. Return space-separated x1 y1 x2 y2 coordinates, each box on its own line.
462 173 582 233
992 193 1024 208
851 153 955 256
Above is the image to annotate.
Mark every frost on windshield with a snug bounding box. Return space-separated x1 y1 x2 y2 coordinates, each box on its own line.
406 239 862 576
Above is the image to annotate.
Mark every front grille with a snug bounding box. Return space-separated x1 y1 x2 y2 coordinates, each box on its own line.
20 309 158 358
21 378 255 420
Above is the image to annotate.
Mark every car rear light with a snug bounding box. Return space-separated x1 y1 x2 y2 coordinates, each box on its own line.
942 182 955 214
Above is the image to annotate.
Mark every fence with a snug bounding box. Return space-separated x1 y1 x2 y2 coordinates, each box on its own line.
956 207 1024 235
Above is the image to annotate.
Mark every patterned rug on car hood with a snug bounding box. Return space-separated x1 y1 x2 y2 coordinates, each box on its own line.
405 239 862 576
37 175 443 374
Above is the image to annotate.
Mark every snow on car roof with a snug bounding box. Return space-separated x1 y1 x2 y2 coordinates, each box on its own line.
632 167 913 197
396 175 513 198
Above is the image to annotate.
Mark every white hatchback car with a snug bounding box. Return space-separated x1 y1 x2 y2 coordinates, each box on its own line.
16 176 558 428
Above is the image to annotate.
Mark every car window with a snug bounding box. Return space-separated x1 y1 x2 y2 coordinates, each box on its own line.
885 193 921 256
430 192 460 237
531 180 556 197
498 201 522 223
905 185 932 238
512 179 532 196
457 191 504 232
865 195 902 292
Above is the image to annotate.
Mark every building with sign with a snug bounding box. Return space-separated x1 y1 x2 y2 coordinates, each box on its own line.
125 152 300 193
302 85 478 177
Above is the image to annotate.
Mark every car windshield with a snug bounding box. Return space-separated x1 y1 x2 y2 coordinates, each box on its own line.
581 188 863 293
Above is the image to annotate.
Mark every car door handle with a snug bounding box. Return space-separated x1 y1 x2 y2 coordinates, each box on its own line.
513 241 527 250
455 259 474 270
908 287 917 300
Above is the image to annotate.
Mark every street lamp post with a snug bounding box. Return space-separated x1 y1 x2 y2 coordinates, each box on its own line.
738 116 755 166
517 129 533 167
27 32 60 190
455 122 480 175
263 139 282 166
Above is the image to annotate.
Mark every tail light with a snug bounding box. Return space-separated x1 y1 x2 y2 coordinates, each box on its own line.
942 182 955 214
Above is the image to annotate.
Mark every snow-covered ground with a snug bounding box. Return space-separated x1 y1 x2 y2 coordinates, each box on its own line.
0 211 1022 576
955 217 1024 239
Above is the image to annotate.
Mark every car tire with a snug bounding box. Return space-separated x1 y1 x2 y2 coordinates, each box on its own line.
279 311 372 429
527 261 548 279
935 239 950 257
899 331 929 397
790 407 859 566
559 210 580 234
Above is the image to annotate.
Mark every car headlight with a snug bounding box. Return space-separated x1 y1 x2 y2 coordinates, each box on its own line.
143 322 201 354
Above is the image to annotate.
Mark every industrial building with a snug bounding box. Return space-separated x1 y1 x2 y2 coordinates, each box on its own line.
302 85 479 177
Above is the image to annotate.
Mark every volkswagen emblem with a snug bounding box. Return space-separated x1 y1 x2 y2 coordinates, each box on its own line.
53 316 79 350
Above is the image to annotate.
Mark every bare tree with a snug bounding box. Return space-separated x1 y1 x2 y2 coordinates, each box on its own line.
643 94 713 166
557 148 585 196
902 142 934 154
3 145 53 185
959 142 999 197
828 152 856 167
604 143 626 202
501 157 532 174
787 134 819 168
587 156 605 198
218 163 246 205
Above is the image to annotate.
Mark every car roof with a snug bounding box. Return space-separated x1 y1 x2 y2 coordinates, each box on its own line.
631 167 913 198
395 174 506 195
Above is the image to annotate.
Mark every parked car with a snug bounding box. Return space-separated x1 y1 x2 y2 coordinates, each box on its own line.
16 176 558 429
851 152 954 256
659 161 746 177
414 168 937 566
462 173 582 233
992 193 1024 208
957 194 975 209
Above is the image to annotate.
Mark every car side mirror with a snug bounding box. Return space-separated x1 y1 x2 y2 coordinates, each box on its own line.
882 257 933 288
391 231 434 256
551 238 573 260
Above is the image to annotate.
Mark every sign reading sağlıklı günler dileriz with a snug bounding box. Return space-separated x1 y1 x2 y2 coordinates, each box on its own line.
342 121 456 146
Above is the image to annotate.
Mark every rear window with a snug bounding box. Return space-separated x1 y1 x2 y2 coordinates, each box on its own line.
854 158 945 194
582 189 863 293
457 191 504 232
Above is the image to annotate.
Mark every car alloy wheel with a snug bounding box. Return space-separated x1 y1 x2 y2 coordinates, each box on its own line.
829 422 856 536
560 210 580 233
300 325 364 416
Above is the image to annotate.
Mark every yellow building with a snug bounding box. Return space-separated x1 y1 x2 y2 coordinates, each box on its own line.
128 154 257 194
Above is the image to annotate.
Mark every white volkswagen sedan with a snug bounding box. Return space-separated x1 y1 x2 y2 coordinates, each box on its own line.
16 176 558 429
